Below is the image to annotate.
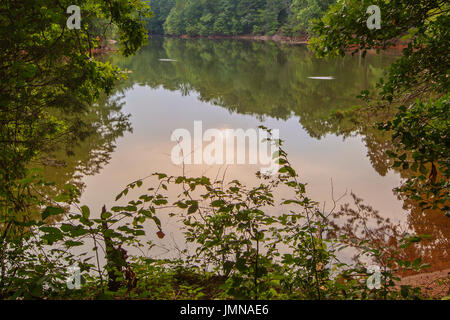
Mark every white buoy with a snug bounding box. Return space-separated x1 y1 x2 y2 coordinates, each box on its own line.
308 76 335 80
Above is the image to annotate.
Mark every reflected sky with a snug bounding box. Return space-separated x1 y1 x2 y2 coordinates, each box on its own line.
80 84 407 230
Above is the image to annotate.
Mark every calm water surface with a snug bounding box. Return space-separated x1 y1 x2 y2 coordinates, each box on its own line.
45 38 417 256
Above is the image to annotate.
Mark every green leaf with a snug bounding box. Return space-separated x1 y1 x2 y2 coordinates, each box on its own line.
42 206 64 220
60 224 73 232
135 230 145 236
53 193 70 203
64 240 84 247
101 210 112 220
81 205 90 219
175 177 184 184
152 216 161 227
40 226 62 234
176 201 188 209
40 227 64 244
188 202 199 214
70 225 89 237
211 200 225 207
104 229 117 238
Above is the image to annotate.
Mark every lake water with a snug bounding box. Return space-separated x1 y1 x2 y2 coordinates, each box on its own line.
44 38 413 255
37 36 449 274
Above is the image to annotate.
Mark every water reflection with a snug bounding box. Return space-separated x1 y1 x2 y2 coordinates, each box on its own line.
35 93 132 194
111 38 396 139
42 38 447 271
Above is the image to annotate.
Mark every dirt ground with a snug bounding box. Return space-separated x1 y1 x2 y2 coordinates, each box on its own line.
397 269 450 299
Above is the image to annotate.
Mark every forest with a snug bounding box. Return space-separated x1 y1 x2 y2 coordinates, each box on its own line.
0 0 449 302
145 0 335 37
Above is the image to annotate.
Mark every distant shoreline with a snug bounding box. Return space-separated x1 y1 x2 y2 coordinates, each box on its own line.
149 34 309 45
149 34 409 52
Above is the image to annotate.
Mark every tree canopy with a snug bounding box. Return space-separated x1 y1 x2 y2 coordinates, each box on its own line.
0 0 151 201
143 0 335 36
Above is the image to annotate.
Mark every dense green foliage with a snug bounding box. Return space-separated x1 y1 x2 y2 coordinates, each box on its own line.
381 96 449 213
143 0 334 36
309 0 449 212
145 0 176 34
0 0 150 298
0 0 151 206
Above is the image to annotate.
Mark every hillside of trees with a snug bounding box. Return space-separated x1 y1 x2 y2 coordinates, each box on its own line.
145 0 335 37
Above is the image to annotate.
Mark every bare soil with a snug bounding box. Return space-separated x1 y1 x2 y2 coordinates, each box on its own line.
397 269 450 299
